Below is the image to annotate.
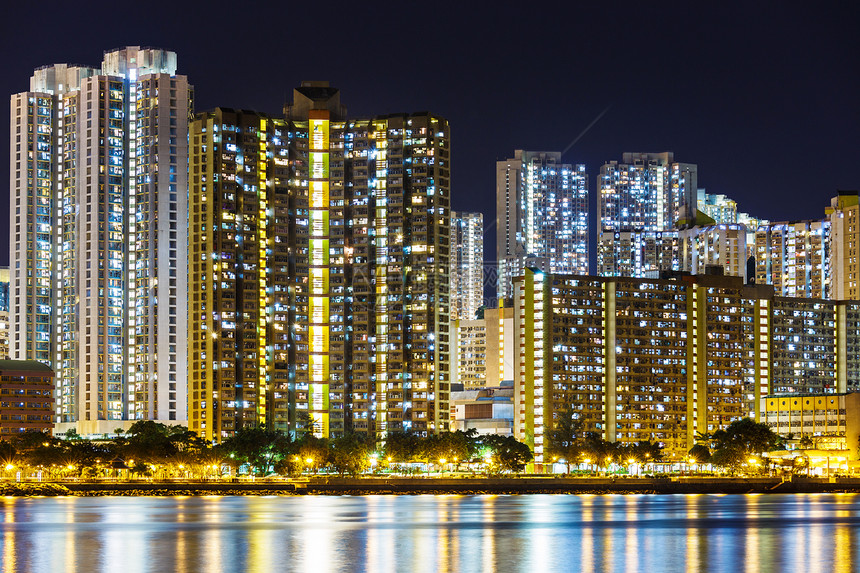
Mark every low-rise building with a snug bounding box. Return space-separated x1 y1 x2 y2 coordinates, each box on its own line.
450 385 514 436
0 360 54 437
761 392 860 454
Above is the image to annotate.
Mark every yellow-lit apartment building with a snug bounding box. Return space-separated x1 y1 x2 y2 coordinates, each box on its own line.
188 83 450 442
515 268 860 464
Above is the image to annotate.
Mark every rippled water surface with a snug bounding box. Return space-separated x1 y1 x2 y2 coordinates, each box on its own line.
1 493 858 572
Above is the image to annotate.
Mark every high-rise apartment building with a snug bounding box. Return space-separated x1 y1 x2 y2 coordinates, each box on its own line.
679 224 748 280
513 268 860 465
450 211 483 320
188 83 451 442
697 189 737 224
597 152 697 277
596 231 682 277
826 191 860 300
496 151 587 298
0 268 9 360
10 47 191 432
696 188 768 264
755 219 830 298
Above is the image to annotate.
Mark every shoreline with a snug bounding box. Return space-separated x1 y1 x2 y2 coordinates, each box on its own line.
6 477 860 497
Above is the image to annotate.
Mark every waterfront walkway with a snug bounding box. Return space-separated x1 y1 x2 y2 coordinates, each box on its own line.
27 476 860 496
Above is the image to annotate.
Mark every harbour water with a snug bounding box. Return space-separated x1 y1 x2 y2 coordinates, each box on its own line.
1 493 858 572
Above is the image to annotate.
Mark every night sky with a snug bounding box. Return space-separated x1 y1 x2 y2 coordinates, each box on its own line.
2 2 858 273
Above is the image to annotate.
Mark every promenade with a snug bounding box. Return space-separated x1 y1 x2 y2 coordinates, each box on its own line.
7 476 858 496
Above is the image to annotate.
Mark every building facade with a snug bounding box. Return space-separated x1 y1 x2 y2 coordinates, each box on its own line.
597 152 697 277
754 219 830 298
496 151 588 298
596 231 682 277
679 224 748 280
827 191 860 300
449 385 514 436
697 189 737 224
188 83 451 442
0 360 54 437
451 305 514 390
10 47 190 432
450 211 483 321
513 268 860 464
0 268 8 360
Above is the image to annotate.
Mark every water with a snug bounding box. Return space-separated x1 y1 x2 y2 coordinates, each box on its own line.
1 493 858 572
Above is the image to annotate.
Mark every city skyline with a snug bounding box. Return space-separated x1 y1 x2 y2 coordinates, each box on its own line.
1 4 858 270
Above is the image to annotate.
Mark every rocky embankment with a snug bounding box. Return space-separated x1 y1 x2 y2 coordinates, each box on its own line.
1 482 72 496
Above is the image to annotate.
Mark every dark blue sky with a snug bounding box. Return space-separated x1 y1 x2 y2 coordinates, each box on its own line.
2 1 858 270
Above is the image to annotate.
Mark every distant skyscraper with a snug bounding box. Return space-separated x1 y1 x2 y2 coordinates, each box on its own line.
0 267 9 360
680 224 748 280
697 189 737 224
10 47 191 431
755 220 830 299
188 84 451 442
450 211 484 321
598 152 697 277
826 191 860 300
496 151 587 298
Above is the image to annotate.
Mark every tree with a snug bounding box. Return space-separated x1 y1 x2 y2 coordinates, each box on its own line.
121 421 184 463
424 431 474 467
295 434 329 474
482 435 533 473
709 418 779 473
329 433 374 476
545 408 584 472
383 431 423 464
218 426 293 476
688 444 711 463
580 432 620 467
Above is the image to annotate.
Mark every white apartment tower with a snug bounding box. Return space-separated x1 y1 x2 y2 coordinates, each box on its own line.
450 211 484 321
9 47 191 431
597 152 697 277
496 150 588 299
754 220 830 299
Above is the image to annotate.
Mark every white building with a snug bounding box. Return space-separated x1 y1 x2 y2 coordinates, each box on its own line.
680 224 748 280
450 211 484 321
597 152 697 277
10 47 190 432
755 219 830 299
496 151 588 298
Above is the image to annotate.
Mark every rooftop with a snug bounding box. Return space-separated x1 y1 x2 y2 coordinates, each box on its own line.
0 360 54 373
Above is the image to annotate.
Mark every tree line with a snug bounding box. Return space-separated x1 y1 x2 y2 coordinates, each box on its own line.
546 412 785 474
0 416 785 480
0 422 533 479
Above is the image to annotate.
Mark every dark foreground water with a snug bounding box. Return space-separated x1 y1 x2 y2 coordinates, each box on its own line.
1 493 858 572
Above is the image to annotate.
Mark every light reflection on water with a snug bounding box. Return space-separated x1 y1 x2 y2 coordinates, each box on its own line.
0 493 858 572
